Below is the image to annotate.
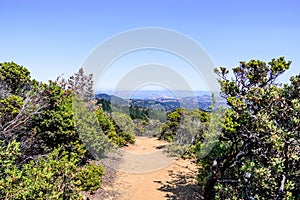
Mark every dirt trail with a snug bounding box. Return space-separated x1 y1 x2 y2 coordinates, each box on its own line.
86 137 202 200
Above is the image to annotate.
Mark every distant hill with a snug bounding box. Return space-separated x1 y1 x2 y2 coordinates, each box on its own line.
96 90 212 100
95 93 128 106
95 91 226 112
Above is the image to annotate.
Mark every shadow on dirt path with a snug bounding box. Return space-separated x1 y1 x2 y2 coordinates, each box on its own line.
157 161 203 200
84 137 203 200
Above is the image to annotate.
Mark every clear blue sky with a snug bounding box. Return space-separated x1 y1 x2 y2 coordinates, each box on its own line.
1 0 299 90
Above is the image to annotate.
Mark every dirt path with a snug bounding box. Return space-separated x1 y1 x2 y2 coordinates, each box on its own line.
85 137 202 200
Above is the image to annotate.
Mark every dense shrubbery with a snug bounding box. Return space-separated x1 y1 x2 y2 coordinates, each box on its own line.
2 57 299 199
0 141 104 199
129 106 150 120
0 62 106 199
111 111 135 145
157 108 210 158
160 108 209 142
133 118 164 137
95 108 135 146
0 140 104 199
196 57 300 199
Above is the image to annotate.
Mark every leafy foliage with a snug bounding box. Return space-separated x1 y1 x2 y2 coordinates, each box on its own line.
160 108 209 142
0 95 23 124
94 108 135 146
197 57 300 199
33 81 79 154
73 163 104 192
95 108 117 142
73 99 115 159
0 62 32 96
111 112 135 146
158 108 211 158
133 118 164 137
0 63 105 199
97 98 112 112
129 105 150 120
0 140 104 199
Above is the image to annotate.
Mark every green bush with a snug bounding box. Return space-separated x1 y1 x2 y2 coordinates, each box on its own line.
73 99 115 159
160 108 209 142
95 111 135 146
0 140 104 200
197 57 300 199
73 163 104 192
0 63 106 199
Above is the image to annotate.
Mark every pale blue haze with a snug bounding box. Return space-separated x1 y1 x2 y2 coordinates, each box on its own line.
0 0 299 90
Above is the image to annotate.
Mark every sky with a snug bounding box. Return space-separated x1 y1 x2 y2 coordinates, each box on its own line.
1 0 299 92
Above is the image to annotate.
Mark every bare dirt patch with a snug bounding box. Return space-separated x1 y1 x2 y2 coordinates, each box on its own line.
85 137 202 200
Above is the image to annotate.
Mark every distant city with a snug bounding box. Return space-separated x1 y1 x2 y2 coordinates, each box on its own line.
95 90 227 112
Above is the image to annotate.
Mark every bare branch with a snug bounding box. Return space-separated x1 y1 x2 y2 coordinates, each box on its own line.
0 88 49 141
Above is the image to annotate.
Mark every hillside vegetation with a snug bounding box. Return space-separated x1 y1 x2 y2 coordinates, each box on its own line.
196 57 300 199
1 57 299 199
0 63 133 199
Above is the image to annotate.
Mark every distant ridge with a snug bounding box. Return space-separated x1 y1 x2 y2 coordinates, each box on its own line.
95 91 226 112
95 90 214 99
95 93 128 106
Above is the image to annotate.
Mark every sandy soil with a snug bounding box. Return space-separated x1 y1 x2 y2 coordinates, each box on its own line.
85 137 202 200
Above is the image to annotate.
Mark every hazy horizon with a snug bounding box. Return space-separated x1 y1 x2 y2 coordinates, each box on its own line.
1 1 299 87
